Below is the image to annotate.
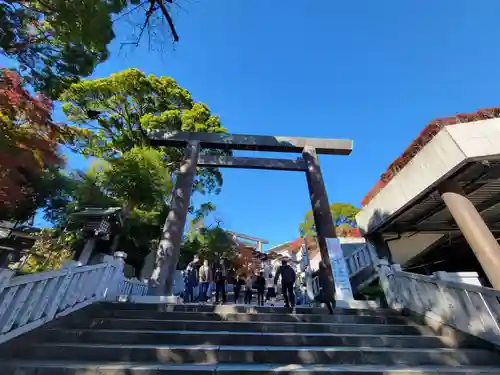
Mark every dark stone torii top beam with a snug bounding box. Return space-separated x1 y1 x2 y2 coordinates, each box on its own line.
148 131 353 156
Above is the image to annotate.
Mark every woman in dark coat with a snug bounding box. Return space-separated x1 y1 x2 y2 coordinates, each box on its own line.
314 261 336 314
254 271 266 306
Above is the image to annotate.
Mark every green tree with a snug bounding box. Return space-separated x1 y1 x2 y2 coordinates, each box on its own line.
60 68 228 195
48 150 217 272
46 152 172 269
0 1 179 98
180 226 236 269
298 202 360 238
20 228 74 273
1 0 122 98
40 68 228 273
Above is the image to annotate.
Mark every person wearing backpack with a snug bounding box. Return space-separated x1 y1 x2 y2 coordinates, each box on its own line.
274 259 296 309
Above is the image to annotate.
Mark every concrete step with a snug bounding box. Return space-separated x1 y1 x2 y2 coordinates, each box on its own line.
98 302 398 316
96 310 410 325
82 318 435 335
3 361 500 375
44 328 479 349
13 343 500 366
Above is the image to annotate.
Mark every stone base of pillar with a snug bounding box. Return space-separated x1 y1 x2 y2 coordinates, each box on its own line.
129 295 181 304
334 299 380 309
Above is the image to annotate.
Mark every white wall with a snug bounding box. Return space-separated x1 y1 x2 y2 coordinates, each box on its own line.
355 119 500 268
386 232 444 265
270 237 366 272
356 119 500 234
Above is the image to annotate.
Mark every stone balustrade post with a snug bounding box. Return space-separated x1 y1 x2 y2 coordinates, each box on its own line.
376 258 403 310
102 251 127 300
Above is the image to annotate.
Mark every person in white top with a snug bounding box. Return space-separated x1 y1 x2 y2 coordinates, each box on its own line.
265 272 276 306
244 275 254 304
198 260 212 303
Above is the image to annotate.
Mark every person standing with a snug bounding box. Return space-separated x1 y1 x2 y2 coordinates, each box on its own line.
214 258 227 304
233 275 245 304
274 259 296 309
198 259 212 303
313 260 336 314
183 257 199 303
265 272 276 306
244 274 254 304
254 271 266 306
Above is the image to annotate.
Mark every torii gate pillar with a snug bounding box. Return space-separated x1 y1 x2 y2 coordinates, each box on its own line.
149 141 200 296
303 146 337 289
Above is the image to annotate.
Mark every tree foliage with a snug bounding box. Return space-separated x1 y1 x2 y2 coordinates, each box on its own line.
298 202 360 239
47 149 218 271
0 0 180 99
0 69 89 221
233 245 258 277
60 68 228 195
0 0 125 98
20 228 74 273
180 226 236 270
45 151 173 266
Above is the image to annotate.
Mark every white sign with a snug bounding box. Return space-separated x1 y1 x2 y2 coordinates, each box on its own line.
326 238 354 300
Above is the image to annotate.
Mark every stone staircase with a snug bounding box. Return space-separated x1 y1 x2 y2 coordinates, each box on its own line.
2 303 500 374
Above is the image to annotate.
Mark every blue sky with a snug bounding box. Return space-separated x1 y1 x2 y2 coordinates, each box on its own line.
4 1 500 249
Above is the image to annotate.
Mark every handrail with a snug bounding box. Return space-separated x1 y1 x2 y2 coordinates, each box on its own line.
310 244 377 299
118 278 148 298
346 246 372 278
0 252 145 344
377 259 500 347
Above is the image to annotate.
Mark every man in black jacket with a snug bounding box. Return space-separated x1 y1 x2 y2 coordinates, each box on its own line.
274 259 296 308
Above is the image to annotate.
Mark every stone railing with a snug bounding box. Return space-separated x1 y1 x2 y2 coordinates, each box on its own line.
117 278 148 300
378 259 500 346
345 245 374 277
311 244 377 298
0 251 144 344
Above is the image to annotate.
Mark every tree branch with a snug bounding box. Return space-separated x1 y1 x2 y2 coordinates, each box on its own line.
157 0 179 42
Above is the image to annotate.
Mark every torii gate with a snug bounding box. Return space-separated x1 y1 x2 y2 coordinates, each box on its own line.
226 230 268 253
147 131 353 297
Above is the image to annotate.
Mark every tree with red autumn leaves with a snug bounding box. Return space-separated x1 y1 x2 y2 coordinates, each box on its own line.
233 245 259 277
0 69 90 221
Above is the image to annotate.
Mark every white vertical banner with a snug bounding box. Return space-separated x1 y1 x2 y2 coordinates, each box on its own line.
326 238 354 300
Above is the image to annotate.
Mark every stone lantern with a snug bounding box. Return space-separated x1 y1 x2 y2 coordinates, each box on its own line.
67 207 125 265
